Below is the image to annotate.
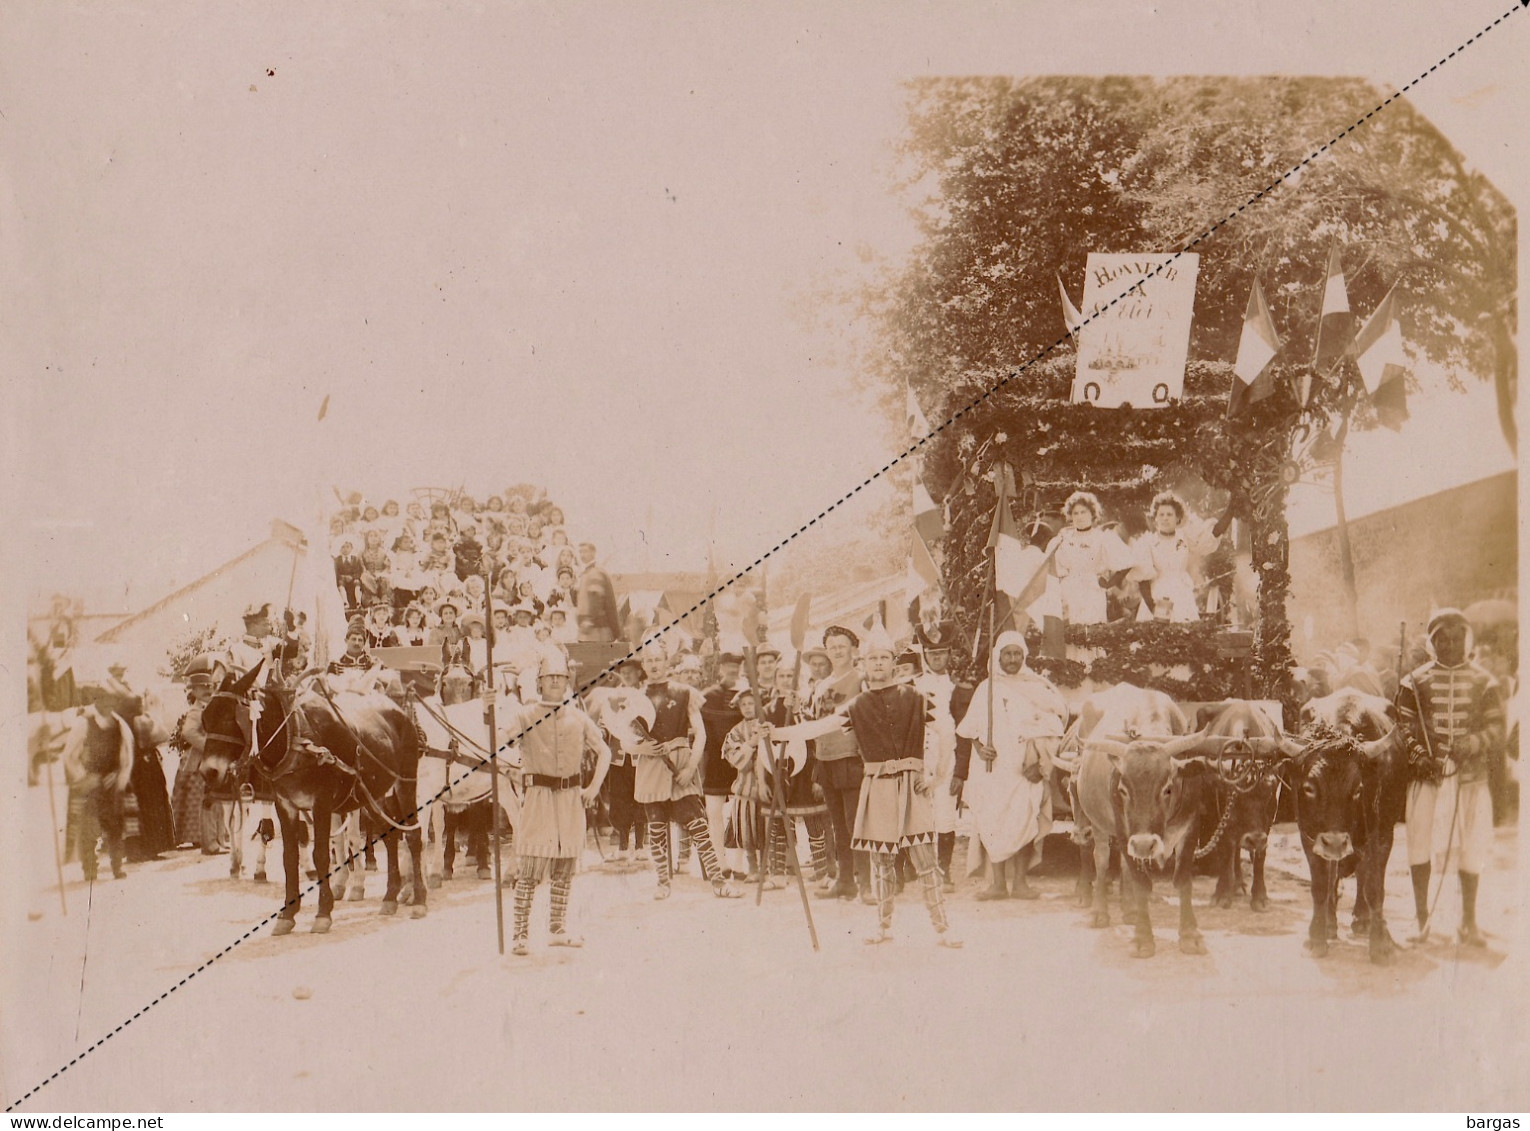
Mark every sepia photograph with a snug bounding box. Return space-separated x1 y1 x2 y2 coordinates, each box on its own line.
3 0 1526 1116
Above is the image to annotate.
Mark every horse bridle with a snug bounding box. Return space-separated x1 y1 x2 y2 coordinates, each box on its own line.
203 687 305 782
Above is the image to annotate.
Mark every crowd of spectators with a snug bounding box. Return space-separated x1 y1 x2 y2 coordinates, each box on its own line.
326 487 620 695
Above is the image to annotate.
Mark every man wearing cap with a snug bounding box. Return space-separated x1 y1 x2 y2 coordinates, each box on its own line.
575 542 621 643
228 603 281 682
61 688 135 881
1398 608 1506 946
808 626 870 901
915 622 967 890
635 644 741 900
493 655 612 954
701 651 747 878
328 620 378 677
773 627 960 946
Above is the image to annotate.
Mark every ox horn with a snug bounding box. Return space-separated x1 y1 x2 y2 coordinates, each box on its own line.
1088 738 1129 764
1160 729 1214 760
1360 732 1396 761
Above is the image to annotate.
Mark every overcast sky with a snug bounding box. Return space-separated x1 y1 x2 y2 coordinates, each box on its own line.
5 1 1523 619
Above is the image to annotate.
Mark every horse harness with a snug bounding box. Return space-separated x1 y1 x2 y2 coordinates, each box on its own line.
206 679 413 827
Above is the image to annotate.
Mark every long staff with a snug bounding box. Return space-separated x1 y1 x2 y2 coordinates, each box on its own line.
482 562 505 955
746 642 818 951
45 755 68 915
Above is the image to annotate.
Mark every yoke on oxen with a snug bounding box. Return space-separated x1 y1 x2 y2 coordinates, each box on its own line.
1059 684 1303 958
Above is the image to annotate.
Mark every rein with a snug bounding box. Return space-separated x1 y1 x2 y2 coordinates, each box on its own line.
204 687 306 783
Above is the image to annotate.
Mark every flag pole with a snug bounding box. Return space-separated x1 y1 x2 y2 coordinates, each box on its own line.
482 559 506 956
746 644 819 950
984 544 996 774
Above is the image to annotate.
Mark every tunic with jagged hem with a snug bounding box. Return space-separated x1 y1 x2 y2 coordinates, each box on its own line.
842 684 935 855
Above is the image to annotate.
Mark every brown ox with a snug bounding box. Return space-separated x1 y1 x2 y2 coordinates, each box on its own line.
1074 731 1223 957
1063 685 1189 912
1193 700 1300 911
1292 687 1402 963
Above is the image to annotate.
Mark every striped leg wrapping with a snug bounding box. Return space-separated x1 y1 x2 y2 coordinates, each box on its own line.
647 821 671 886
807 820 829 882
683 816 723 883
549 876 572 935
907 842 948 933
872 852 898 930
512 877 536 942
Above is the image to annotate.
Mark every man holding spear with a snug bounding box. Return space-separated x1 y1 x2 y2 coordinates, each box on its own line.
493 652 612 955
773 626 960 947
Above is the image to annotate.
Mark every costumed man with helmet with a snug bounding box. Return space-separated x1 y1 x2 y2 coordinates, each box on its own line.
490 651 612 954
228 603 283 684
634 641 744 901
914 619 969 891
1398 607 1507 947
772 625 961 947
169 652 232 853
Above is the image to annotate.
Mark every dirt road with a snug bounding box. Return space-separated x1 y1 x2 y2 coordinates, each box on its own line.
4 791 1524 1112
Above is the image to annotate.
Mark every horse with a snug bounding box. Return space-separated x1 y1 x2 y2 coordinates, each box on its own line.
408 662 520 887
198 661 427 934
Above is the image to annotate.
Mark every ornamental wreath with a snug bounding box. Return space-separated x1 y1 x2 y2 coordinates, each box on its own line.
924 355 1339 717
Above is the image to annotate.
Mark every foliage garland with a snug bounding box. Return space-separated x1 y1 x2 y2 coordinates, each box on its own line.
927 355 1327 716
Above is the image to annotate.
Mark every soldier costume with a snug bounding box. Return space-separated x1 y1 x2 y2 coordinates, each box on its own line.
1399 608 1506 946
635 644 742 900
775 628 960 946
499 654 611 954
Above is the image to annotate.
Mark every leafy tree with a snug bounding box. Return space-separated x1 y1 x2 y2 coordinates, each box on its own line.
860 77 1515 638
869 76 1514 440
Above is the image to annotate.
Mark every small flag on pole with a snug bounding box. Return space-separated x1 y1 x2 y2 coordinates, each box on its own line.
987 462 1044 599
1229 278 1281 418
1349 284 1407 388
1310 245 1357 402
1349 283 1409 430
906 382 931 440
1059 274 1083 339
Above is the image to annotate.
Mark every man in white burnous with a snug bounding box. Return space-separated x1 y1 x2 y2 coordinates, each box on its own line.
956 630 1067 900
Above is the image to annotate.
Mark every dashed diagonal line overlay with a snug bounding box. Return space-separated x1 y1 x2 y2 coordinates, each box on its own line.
8 4 1521 1110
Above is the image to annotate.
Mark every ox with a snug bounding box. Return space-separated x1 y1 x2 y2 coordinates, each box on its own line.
1075 729 1228 957
1065 685 1202 957
1292 687 1402 963
1193 701 1300 912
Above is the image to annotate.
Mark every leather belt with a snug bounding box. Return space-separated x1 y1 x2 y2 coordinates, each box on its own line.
528 773 581 790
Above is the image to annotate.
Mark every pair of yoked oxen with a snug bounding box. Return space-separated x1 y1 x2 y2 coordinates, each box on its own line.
1064 682 1403 962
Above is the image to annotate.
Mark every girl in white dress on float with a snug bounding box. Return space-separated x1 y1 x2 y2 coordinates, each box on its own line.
1132 491 1219 623
1042 491 1134 626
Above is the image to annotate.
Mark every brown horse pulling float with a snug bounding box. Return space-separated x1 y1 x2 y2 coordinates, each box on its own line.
197 661 428 934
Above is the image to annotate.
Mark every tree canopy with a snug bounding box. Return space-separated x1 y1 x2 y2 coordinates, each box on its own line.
868 76 1516 445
